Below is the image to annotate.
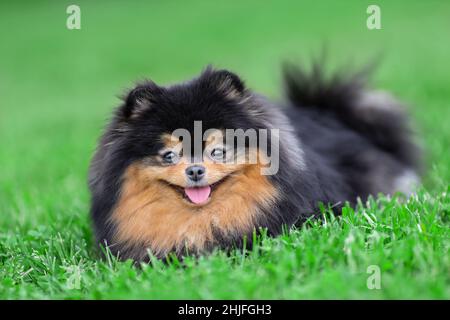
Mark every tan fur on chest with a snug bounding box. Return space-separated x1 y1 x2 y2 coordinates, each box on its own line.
110 162 277 257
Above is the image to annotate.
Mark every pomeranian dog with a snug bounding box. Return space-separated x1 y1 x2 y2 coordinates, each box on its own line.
89 64 421 262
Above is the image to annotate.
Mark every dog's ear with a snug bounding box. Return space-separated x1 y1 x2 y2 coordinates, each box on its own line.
201 67 247 98
120 81 162 119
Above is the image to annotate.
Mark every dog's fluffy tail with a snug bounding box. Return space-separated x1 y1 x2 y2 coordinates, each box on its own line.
282 62 421 171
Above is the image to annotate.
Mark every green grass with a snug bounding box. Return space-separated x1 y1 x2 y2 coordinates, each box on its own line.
0 0 449 299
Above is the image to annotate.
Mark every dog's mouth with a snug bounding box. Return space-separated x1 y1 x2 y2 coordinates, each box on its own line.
162 176 229 205
184 186 211 204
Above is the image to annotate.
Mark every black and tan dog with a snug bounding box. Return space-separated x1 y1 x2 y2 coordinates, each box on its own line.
88 65 421 262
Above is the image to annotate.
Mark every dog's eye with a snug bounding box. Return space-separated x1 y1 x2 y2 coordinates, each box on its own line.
210 147 226 160
162 151 179 164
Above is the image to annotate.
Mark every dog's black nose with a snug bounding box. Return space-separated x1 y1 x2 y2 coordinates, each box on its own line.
185 165 206 182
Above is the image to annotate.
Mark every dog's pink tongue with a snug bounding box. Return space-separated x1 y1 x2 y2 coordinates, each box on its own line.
185 186 211 204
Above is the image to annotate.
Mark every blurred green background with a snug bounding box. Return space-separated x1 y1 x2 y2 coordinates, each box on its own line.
0 0 449 299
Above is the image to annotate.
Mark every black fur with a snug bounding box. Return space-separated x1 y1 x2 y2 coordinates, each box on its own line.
89 64 421 261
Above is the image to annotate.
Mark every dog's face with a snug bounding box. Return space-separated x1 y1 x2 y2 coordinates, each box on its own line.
103 68 279 259
139 130 248 206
